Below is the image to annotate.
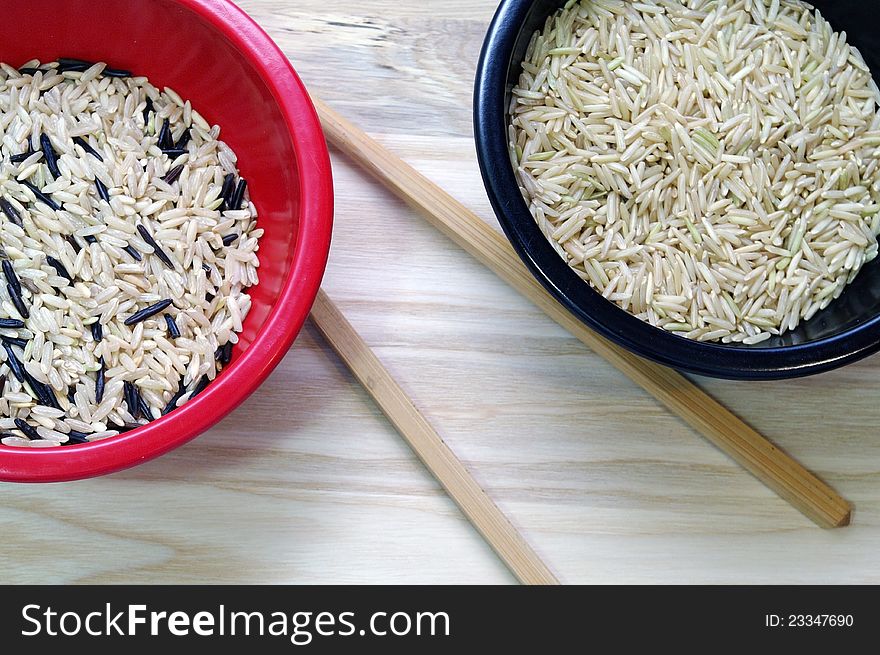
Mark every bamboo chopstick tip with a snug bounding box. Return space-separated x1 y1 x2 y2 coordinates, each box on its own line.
834 507 853 528
311 289 559 585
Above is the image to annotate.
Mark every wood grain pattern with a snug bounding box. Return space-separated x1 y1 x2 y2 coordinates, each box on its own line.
312 96 851 529
311 290 559 583
1 0 879 584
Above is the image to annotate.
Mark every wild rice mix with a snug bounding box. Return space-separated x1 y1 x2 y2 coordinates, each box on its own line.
0 59 262 448
510 0 880 344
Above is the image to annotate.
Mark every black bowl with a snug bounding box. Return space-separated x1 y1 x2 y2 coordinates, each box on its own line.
475 0 880 379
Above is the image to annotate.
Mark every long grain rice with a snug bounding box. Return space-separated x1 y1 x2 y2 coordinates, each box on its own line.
510 0 880 343
0 60 262 447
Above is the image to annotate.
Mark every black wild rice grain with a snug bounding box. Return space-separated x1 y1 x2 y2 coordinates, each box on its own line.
103 67 132 78
90 321 103 342
25 383 52 408
7 283 28 319
45 386 62 410
201 263 212 274
21 180 60 210
127 382 148 419
18 67 40 75
57 58 94 72
2 341 25 382
123 245 142 262
216 342 233 365
25 371 59 410
65 234 82 253
162 379 188 416
164 313 181 339
0 318 25 329
123 381 138 417
95 178 110 203
219 173 236 211
0 335 28 349
123 299 173 326
136 224 174 268
14 418 42 440
66 431 90 444
157 118 172 150
161 396 183 416
143 97 154 125
3 260 21 296
221 342 234 364
138 394 154 421
174 129 192 150
66 387 76 403
95 357 105 403
40 134 60 178
0 197 23 226
84 235 97 245
9 150 35 164
72 136 103 161
45 255 73 282
162 165 184 185
230 178 247 211
222 233 239 246
57 63 90 73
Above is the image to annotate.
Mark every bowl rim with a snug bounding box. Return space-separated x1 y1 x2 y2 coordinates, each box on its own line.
0 0 334 481
473 0 880 380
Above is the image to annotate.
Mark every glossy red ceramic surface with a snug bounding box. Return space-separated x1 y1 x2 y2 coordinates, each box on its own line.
0 0 334 481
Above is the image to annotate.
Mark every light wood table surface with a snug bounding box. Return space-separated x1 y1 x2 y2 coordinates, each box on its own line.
3 0 880 584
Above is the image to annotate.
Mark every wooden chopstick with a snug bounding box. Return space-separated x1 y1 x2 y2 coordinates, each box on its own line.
311 96 852 529
310 290 560 585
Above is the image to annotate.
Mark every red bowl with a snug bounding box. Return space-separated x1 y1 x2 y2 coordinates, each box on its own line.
0 0 334 481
